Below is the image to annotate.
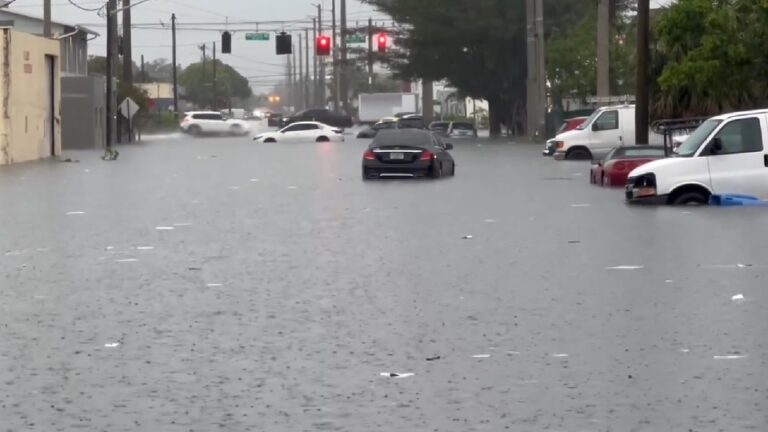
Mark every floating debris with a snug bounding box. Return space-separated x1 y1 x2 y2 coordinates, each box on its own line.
380 372 414 379
426 356 441 361
155 226 175 231
104 342 120 348
206 283 223 288
115 258 138 263
731 294 746 303
552 353 569 358
462 235 474 240
713 355 746 360
136 246 155 251
606 265 644 270
472 354 491 358
66 211 86 215
571 204 591 208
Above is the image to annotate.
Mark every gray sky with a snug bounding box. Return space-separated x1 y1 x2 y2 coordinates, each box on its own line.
9 0 673 93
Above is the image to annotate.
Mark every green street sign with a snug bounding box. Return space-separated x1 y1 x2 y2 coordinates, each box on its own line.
246 33 270 41
346 35 366 44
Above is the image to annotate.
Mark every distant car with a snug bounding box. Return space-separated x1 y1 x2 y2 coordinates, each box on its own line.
362 129 456 180
428 121 450 135
357 117 398 138
543 116 589 156
280 108 354 129
267 112 284 127
180 111 250 136
590 145 666 187
396 115 427 130
394 112 417 118
447 121 478 138
253 121 344 143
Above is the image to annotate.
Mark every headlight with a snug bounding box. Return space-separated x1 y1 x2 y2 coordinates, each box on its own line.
554 140 565 149
628 173 657 197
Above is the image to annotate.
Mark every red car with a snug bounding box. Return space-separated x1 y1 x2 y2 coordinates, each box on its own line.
590 146 666 187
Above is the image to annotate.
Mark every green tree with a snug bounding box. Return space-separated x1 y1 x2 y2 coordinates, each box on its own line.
653 0 768 117
179 60 252 109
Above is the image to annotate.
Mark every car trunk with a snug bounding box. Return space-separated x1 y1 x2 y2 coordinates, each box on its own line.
372 146 427 164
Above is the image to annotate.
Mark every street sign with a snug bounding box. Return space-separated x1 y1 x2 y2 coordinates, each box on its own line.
118 97 140 120
346 35 366 44
246 32 270 41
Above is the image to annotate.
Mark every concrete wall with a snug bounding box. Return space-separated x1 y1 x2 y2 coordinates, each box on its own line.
61 75 104 150
0 29 61 165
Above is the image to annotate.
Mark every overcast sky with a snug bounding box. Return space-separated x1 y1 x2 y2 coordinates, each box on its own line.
9 0 673 93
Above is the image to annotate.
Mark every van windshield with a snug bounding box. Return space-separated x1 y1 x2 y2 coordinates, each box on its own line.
576 110 601 130
676 119 721 157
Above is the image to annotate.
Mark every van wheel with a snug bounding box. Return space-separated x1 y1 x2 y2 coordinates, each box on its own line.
566 147 592 160
316 136 330 142
672 192 708 206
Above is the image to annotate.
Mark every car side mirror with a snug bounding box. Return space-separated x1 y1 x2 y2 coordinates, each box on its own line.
592 122 600 132
710 137 723 154
445 143 454 150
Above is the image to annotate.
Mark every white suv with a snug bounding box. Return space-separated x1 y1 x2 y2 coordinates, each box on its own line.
180 111 250 136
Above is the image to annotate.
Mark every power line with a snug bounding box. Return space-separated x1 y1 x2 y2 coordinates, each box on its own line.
67 0 103 12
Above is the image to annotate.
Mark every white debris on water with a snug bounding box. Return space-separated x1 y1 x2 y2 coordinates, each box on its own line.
104 342 120 348
571 204 591 208
66 211 86 215
552 353 569 358
380 372 414 378
731 294 746 303
115 258 138 263
206 283 223 287
155 226 175 230
606 265 644 270
136 246 155 250
472 354 491 358
462 235 473 239
713 355 746 360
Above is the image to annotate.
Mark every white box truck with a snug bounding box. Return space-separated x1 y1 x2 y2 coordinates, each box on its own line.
358 93 418 123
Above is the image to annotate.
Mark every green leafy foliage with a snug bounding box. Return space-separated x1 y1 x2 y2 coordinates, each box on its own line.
654 0 768 117
179 60 252 108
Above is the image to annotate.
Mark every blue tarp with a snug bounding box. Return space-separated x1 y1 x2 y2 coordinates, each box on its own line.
710 194 768 207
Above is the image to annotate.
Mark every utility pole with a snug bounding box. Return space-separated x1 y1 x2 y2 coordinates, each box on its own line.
339 0 349 114
212 41 217 111
293 44 298 111
122 0 133 85
298 34 304 111
171 13 178 119
105 0 116 152
597 0 610 106
200 44 207 108
140 54 145 83
43 0 51 37
317 4 325 109
312 17 318 106
367 18 373 91
636 0 650 144
331 0 339 111
288 47 294 112
422 80 433 123
305 28 310 108
526 0 546 140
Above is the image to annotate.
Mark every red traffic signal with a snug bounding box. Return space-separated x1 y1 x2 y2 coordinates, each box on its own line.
377 32 388 53
316 35 331 56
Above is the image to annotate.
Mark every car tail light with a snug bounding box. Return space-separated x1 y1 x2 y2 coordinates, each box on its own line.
363 150 376 160
420 150 434 161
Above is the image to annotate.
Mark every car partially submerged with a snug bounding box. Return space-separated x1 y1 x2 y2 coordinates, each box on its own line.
362 129 455 180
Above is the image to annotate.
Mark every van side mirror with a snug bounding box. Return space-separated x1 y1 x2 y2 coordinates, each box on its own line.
710 137 723 154
592 122 600 132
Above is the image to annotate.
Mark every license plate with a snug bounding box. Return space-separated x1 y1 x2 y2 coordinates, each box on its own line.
390 153 404 160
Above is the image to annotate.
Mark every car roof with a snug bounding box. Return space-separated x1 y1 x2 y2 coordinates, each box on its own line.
288 121 326 126
186 111 221 115
377 117 397 122
710 109 768 121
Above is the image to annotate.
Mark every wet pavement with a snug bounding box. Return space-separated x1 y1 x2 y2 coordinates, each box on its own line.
1 122 767 431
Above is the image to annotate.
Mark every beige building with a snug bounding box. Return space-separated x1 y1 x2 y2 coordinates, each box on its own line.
0 28 61 165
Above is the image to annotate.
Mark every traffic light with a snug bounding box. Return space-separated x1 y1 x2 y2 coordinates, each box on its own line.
276 32 292 55
377 32 388 53
221 31 232 54
316 35 331 56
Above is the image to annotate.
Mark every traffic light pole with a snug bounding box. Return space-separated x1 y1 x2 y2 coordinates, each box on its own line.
317 4 325 108
298 34 304 111
312 17 318 106
331 0 339 112
305 29 310 108
367 18 373 91
213 41 217 110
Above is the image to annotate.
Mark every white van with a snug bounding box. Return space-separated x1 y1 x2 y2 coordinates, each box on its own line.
626 109 768 205
551 104 663 160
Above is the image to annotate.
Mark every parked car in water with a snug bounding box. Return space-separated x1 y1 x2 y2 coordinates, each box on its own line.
180 111 250 136
280 108 354 129
266 112 284 127
544 116 589 156
396 115 427 130
253 122 344 143
627 109 768 205
357 117 398 138
447 121 478 138
362 130 456 180
551 105 664 160
590 145 666 187
428 121 450 135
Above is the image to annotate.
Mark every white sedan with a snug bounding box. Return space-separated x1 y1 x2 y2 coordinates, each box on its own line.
253 122 344 143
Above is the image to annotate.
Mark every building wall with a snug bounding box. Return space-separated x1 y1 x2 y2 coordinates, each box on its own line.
0 29 61 165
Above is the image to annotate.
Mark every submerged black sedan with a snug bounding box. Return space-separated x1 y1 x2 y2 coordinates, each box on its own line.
362 130 456 180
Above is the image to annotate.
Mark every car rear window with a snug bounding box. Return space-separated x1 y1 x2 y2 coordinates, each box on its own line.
371 130 432 148
452 123 474 130
614 147 665 158
398 118 426 129
430 122 449 129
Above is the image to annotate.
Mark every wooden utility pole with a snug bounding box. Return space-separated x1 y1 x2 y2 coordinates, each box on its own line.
312 17 318 106
106 0 118 147
526 0 546 139
422 80 434 123
122 0 133 84
298 34 304 111
636 0 650 144
339 0 349 114
212 41 217 110
43 0 51 37
305 28 310 108
597 0 610 106
317 4 325 108
331 0 339 111
367 17 373 91
171 13 178 118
